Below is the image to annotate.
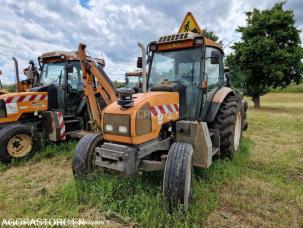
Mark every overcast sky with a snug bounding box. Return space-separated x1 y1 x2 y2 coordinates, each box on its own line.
0 0 302 84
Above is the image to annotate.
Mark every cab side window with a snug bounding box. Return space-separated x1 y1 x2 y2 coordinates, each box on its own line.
67 61 83 90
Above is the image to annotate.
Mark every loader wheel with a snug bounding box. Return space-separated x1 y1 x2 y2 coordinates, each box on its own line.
72 133 103 179
0 124 38 163
163 142 193 210
210 96 243 158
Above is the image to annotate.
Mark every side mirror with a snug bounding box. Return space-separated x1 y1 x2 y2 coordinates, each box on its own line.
210 50 220 64
125 77 129 85
137 57 142 68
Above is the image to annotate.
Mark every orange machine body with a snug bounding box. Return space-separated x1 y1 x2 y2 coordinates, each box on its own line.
103 92 179 145
0 92 48 123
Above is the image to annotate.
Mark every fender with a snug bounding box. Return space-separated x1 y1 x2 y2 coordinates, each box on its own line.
205 87 236 123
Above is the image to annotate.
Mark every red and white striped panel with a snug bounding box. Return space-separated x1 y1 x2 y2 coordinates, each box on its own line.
4 94 48 103
150 104 179 117
57 112 66 141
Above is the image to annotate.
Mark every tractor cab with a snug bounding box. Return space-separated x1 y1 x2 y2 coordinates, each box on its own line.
147 31 224 121
36 52 83 114
34 51 105 115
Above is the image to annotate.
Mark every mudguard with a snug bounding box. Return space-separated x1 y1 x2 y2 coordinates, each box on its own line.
205 87 236 123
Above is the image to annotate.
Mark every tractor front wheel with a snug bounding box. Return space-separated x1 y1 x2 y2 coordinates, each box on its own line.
0 124 39 163
72 133 103 179
163 142 193 210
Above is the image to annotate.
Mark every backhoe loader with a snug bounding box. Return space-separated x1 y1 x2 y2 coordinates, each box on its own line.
72 12 248 209
0 51 116 163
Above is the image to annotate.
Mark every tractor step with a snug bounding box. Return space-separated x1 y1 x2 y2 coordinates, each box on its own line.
212 147 220 156
66 130 89 139
63 117 84 133
63 114 76 119
64 119 80 124
209 128 220 156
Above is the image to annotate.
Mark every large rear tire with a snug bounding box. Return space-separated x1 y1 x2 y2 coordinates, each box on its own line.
163 142 193 210
72 133 103 179
210 96 243 158
0 124 39 163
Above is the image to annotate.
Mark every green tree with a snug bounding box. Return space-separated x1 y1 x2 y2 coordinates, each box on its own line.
227 3 303 108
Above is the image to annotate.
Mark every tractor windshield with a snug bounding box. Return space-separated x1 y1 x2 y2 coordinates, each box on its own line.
40 62 65 86
40 61 83 90
148 48 201 87
148 48 202 119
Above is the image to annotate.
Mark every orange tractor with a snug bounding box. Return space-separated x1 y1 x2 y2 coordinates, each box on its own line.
72 12 248 209
0 51 116 163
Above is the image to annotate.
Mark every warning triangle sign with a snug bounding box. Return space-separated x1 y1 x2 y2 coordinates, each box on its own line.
178 12 202 34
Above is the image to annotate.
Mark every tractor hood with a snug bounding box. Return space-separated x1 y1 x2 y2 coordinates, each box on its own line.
103 92 180 145
104 91 180 117
0 91 48 124
0 92 48 104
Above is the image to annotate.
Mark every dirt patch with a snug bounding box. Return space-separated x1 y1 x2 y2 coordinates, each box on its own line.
0 157 72 200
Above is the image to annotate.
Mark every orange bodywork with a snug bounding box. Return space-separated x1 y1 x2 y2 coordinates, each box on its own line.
157 40 195 51
0 92 48 123
103 92 179 145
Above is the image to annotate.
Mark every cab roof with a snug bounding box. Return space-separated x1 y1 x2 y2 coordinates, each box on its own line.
156 32 223 53
40 51 105 66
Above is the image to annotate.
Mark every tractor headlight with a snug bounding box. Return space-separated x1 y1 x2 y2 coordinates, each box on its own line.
103 113 130 136
118 126 128 134
105 124 113 132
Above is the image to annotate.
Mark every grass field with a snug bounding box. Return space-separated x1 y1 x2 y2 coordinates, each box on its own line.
270 83 303 93
0 93 302 227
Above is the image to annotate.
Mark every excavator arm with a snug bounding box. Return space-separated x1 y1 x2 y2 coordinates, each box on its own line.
77 43 117 127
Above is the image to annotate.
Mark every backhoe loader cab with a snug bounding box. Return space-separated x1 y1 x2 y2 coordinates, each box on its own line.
0 51 106 163
72 12 248 210
125 71 143 93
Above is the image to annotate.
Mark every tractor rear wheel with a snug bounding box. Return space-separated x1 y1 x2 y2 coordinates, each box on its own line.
163 142 193 210
0 124 39 163
72 133 103 179
210 96 243 158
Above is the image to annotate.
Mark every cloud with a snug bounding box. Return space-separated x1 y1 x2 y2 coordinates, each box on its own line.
0 0 302 84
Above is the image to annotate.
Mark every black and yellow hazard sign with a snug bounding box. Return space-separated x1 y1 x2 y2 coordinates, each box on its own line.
178 12 202 34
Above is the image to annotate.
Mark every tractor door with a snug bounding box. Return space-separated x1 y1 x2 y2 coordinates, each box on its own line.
148 48 202 120
64 61 84 114
200 47 224 119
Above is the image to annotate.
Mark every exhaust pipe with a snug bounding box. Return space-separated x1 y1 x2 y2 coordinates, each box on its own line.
12 57 20 92
137 42 147 93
